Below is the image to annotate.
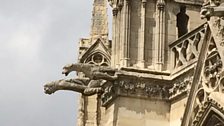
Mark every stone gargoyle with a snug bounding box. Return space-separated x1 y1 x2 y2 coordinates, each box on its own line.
44 78 105 96
62 63 118 81
44 63 118 96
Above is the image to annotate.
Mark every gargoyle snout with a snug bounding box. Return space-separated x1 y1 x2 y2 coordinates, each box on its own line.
62 64 73 76
44 84 55 95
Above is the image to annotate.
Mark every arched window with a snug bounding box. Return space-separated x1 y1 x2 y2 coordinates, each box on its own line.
84 52 110 66
176 5 189 38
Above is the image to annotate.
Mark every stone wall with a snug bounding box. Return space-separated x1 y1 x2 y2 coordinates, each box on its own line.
105 97 170 126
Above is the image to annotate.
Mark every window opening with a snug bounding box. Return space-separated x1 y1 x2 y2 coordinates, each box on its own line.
176 6 189 38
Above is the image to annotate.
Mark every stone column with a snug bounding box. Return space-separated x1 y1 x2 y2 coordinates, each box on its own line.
121 0 130 67
116 9 122 68
137 0 147 68
77 95 87 126
155 0 165 71
111 7 119 67
96 96 101 126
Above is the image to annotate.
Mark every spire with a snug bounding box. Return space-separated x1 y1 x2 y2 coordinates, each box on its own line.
91 0 108 39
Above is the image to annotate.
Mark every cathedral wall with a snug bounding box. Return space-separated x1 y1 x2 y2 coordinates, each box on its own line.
111 0 206 71
129 0 142 66
165 3 205 71
104 97 170 126
104 103 116 126
164 3 205 46
112 1 205 70
145 1 156 67
165 2 179 70
85 95 98 126
115 10 122 67
128 0 157 67
170 97 187 126
166 2 178 44
186 5 205 32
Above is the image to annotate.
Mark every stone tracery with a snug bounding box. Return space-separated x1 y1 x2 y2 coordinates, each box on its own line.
84 52 110 66
170 24 206 70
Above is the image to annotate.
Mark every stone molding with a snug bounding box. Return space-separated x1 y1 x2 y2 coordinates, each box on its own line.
169 76 193 100
101 76 171 107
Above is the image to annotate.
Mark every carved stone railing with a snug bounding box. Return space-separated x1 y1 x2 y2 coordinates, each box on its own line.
169 23 206 73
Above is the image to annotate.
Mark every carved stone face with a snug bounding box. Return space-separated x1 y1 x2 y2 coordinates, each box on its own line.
44 83 57 94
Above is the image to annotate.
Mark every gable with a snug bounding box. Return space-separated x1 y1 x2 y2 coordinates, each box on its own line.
79 37 111 65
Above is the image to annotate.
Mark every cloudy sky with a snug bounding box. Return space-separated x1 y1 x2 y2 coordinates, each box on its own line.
0 0 112 126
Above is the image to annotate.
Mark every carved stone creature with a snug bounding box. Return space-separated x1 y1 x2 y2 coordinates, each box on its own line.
62 63 118 81
44 78 105 96
200 0 224 19
44 63 118 96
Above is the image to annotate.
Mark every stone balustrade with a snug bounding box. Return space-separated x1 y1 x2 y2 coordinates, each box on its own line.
169 23 206 73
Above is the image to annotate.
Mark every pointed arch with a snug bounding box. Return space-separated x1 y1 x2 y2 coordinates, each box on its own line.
82 51 111 66
193 97 224 126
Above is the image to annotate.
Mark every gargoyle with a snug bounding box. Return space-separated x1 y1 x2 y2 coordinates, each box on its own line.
44 78 105 96
62 63 118 81
200 0 224 19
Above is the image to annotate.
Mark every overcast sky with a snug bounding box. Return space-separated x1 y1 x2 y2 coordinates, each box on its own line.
0 0 110 126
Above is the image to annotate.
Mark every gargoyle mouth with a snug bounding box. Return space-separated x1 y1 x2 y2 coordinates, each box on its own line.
62 64 74 76
62 69 69 76
44 85 56 95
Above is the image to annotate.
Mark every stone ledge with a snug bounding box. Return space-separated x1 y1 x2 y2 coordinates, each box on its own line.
101 76 172 107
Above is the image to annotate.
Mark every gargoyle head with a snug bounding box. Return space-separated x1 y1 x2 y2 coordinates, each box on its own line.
62 64 79 76
44 82 57 95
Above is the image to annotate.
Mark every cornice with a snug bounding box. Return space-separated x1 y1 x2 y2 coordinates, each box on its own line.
169 76 193 101
101 75 172 107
